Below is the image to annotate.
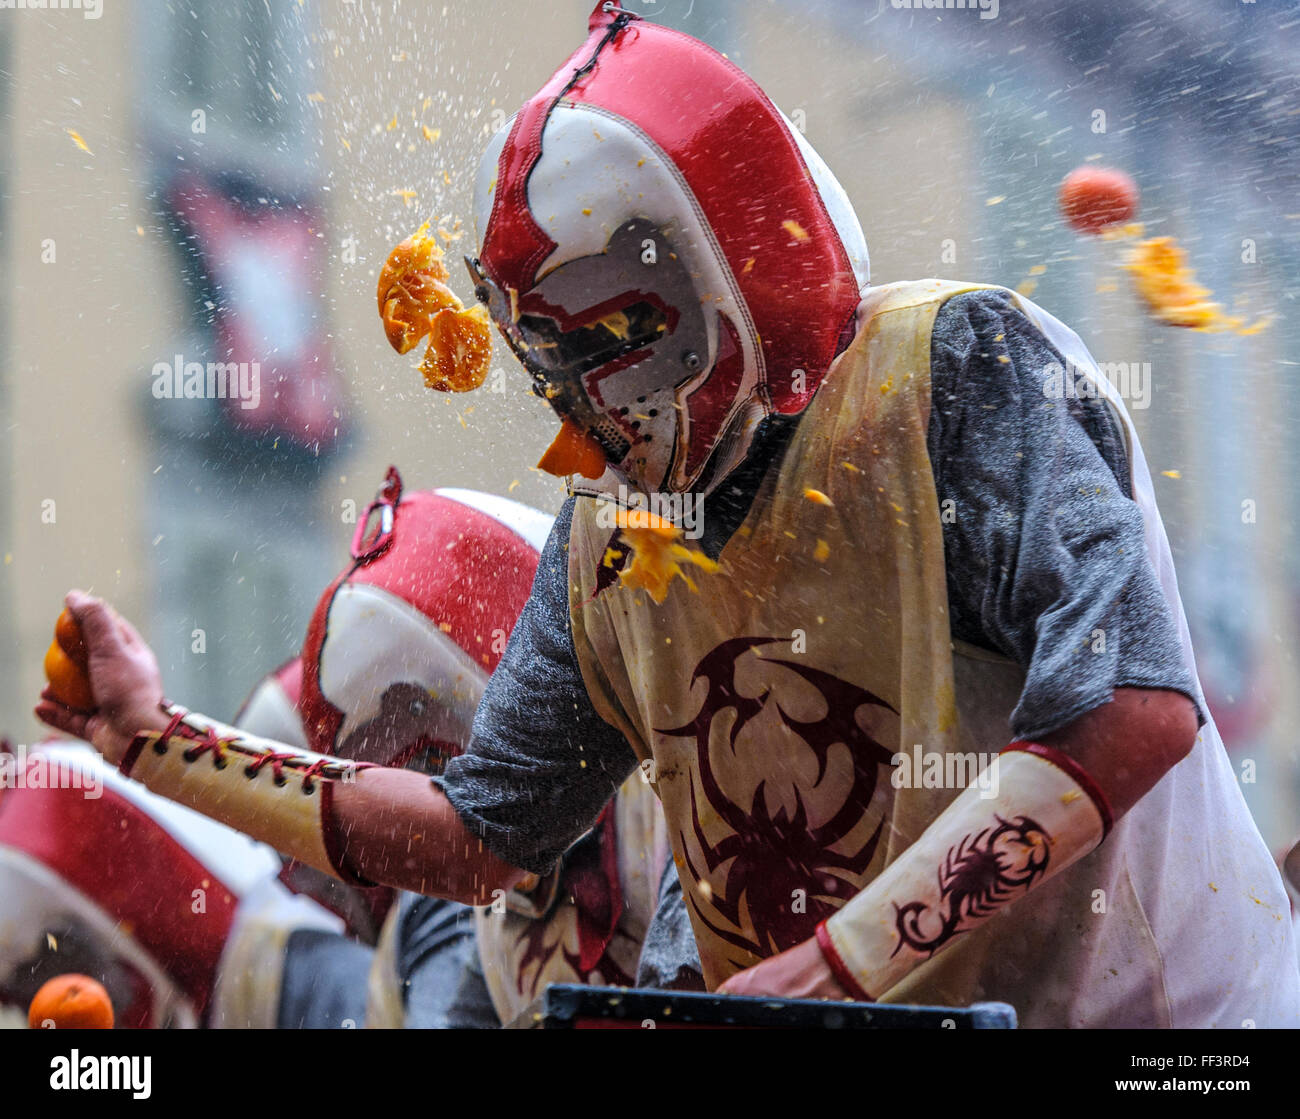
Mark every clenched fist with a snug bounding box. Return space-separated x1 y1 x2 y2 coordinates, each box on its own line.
34 589 170 766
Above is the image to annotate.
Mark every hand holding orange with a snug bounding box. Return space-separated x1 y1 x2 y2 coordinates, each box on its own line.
44 607 95 712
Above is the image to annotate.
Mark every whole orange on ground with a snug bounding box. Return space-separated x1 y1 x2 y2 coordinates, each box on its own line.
28 974 114 1029
1059 166 1139 234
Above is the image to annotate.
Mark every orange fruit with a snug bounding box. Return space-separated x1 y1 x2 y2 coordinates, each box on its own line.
54 607 89 669
381 278 460 354
44 640 95 711
376 223 449 316
1059 166 1139 234
377 223 457 354
537 417 608 480
28 973 114 1029
419 304 492 393
378 225 495 390
614 509 720 604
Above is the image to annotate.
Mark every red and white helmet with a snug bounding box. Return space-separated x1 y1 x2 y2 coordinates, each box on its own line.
230 656 309 751
0 739 281 1028
297 466 551 772
469 2 869 498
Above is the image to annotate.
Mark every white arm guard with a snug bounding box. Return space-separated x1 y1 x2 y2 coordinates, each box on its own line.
121 704 376 885
817 743 1112 1000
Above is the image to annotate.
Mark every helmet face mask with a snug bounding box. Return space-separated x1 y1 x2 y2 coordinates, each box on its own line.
474 4 869 501
472 217 714 494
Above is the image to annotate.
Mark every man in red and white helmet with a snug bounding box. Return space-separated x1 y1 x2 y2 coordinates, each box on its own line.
244 468 685 1027
465 7 867 502
281 468 549 961
0 735 301 1028
40 4 1297 1027
297 468 690 1024
34 467 691 1028
450 4 1296 1025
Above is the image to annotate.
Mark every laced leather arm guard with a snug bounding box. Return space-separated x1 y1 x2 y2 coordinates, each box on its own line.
121 704 377 885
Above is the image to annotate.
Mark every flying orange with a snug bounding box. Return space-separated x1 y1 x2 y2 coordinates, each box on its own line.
1059 166 1139 234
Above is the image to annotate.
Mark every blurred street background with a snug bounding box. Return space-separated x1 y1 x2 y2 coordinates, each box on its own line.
1 0 1297 850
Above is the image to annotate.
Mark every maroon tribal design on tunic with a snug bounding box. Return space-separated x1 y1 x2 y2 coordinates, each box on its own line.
656 637 897 968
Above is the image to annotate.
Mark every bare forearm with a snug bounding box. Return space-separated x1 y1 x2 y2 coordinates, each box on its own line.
329 767 527 904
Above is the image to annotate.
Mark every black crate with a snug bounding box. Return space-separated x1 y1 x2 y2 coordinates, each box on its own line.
508 985 1017 1029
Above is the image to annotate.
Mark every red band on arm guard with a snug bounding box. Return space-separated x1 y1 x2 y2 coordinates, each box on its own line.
815 920 873 1002
1002 740 1114 838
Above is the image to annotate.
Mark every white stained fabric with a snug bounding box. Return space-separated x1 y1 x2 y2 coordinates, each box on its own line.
1014 295 1300 1028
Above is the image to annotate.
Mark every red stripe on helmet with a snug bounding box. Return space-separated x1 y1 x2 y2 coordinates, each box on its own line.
480 11 860 415
0 770 236 1016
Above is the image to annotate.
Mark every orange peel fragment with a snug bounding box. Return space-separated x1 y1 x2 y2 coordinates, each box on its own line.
803 487 833 506
537 418 607 480
1123 235 1272 335
614 508 720 604
420 304 492 393
377 224 492 392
